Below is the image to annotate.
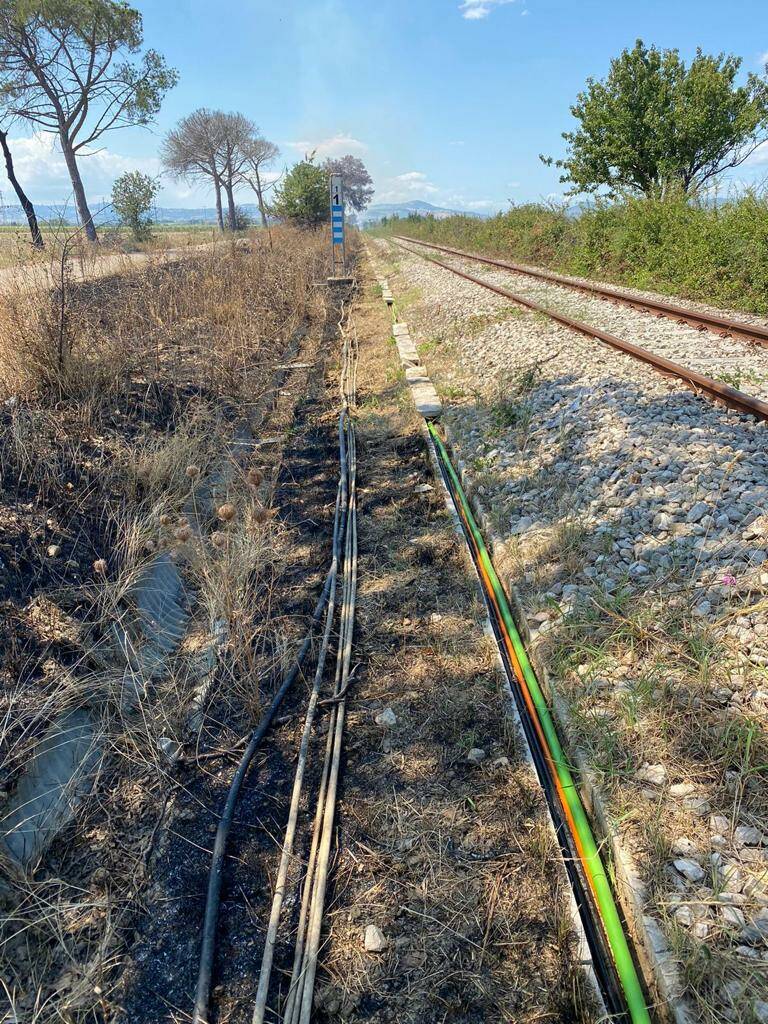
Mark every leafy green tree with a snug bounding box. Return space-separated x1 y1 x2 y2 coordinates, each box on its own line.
0 0 178 242
544 40 768 197
272 158 329 227
111 170 159 241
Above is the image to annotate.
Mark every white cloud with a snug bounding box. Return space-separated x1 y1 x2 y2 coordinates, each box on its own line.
0 130 283 210
758 51 768 68
285 133 367 160
374 172 504 213
459 0 515 20
747 140 768 165
1 131 169 207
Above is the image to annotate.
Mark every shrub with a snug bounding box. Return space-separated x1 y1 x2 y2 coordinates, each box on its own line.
373 188 768 314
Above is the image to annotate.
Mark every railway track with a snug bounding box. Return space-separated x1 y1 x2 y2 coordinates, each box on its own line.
188 266 655 1024
391 238 768 422
394 235 768 348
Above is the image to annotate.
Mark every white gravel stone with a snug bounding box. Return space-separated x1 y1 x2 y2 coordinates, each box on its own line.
375 708 397 728
364 925 388 952
674 858 705 883
636 763 667 786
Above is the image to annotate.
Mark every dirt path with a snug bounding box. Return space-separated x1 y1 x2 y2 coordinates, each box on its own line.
309 267 597 1023
108 257 601 1024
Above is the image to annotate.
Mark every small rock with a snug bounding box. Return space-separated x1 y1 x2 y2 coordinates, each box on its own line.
687 501 709 524
720 905 745 928
672 837 697 856
467 747 487 765
492 756 510 770
413 484 433 494
670 782 696 797
375 708 397 728
364 925 387 952
47 544 61 558
710 815 729 835
673 858 705 883
684 795 711 817
636 763 667 786
157 736 182 763
673 905 693 927
735 825 763 847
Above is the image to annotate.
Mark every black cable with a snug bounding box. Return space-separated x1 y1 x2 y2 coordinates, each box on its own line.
192 415 349 1024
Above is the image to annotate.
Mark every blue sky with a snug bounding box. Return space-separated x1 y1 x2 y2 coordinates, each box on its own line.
7 0 768 213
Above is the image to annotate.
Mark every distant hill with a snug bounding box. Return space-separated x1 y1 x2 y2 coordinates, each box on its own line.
0 202 264 227
358 200 493 226
0 197 493 229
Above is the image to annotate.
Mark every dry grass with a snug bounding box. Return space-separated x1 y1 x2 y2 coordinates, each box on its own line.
0 228 328 1022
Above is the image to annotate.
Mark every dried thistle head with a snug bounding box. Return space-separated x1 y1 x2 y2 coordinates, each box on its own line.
246 467 263 487
217 502 237 523
93 558 108 575
185 464 201 480
159 513 173 526
211 531 227 549
174 525 192 543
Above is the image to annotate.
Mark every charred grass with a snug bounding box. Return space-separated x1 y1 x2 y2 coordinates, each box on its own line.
0 229 328 1022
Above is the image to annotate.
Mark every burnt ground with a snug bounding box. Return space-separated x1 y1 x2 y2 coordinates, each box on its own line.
0 379 221 799
6 251 605 1024
114 315 343 1023
116 265 598 1024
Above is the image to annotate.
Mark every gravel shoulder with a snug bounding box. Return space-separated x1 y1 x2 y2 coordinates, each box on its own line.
377 237 768 1024
313 266 598 1024
402 242 768 403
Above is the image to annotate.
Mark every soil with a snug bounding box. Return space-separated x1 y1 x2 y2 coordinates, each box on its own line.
2 252 600 1024
118 263 597 1024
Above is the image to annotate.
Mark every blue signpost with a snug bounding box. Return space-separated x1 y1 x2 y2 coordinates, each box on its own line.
329 173 349 281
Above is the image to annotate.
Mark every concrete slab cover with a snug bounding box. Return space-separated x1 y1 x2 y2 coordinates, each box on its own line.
1 709 101 869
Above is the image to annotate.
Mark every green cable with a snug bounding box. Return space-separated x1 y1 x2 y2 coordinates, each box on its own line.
428 421 652 1024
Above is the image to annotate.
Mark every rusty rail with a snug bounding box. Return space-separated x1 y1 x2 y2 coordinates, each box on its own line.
392 239 768 422
394 235 768 348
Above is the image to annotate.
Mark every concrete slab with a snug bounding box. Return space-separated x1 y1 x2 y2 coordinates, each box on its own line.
405 367 431 386
1 710 101 869
410 384 442 419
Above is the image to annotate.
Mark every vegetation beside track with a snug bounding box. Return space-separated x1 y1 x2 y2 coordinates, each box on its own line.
370 190 768 315
0 229 327 1023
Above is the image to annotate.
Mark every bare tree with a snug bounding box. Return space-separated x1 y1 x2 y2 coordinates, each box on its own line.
239 132 279 228
214 111 253 231
0 125 42 248
161 108 228 231
321 155 374 212
0 0 177 243
163 110 273 232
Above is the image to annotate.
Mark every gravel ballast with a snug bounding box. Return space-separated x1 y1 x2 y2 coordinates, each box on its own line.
376 237 768 1023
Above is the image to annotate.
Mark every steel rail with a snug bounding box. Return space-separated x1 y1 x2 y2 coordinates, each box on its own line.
394 235 768 347
428 421 653 1024
392 240 768 422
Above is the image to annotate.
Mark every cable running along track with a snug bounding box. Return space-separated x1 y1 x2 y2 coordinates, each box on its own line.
395 235 768 348
427 422 652 1024
193 299 359 1024
392 239 768 422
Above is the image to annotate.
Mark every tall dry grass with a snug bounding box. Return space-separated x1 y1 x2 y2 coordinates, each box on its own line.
0 227 329 1022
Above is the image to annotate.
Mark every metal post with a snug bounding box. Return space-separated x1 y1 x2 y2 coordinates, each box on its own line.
327 176 352 286
330 173 345 277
